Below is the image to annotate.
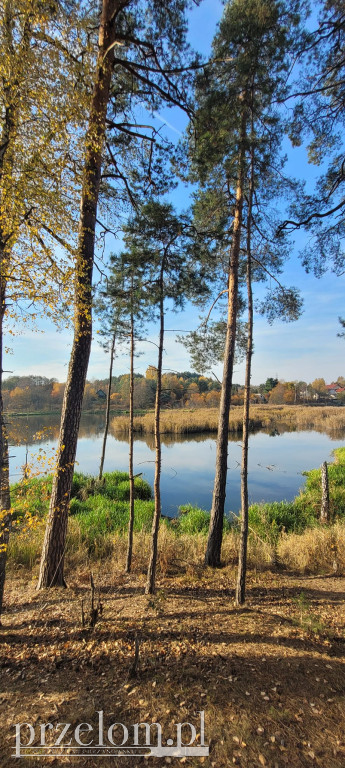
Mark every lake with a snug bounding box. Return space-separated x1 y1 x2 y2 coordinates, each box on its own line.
8 413 345 516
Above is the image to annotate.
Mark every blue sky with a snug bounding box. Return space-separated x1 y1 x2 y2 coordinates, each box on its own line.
5 0 345 386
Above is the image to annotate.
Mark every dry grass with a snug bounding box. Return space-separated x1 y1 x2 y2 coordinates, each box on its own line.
9 520 345 579
278 522 345 574
112 404 345 436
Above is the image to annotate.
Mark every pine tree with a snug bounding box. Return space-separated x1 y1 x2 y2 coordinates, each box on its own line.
284 0 345 274
121 200 206 593
185 0 303 567
37 0 197 589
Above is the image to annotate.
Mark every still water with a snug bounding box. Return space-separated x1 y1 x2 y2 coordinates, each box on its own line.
8 414 345 516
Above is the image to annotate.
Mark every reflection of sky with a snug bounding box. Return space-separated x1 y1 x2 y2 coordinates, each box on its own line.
9 427 345 517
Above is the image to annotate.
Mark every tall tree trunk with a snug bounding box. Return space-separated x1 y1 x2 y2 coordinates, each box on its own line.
0 295 11 622
145 266 165 594
205 111 247 568
236 118 254 605
0 3 26 619
37 0 125 589
99 330 116 480
125 306 135 573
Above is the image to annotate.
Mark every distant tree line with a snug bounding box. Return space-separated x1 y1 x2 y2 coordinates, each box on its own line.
3 373 345 414
2 370 222 413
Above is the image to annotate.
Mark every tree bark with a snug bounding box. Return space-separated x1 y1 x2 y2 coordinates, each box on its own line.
236 111 254 605
125 306 135 573
205 111 247 568
0 4 25 617
99 330 116 480
37 0 126 589
145 265 165 594
320 460 330 523
0 296 11 622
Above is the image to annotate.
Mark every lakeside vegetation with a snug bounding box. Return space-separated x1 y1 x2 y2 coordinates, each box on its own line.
9 448 345 575
112 404 345 436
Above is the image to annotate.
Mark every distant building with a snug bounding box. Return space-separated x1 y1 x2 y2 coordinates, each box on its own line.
96 389 107 399
325 383 345 399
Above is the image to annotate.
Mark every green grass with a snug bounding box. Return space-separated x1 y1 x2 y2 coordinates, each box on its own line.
10 470 155 559
247 500 316 545
73 497 155 554
176 504 232 535
11 471 152 524
11 475 53 521
298 446 345 520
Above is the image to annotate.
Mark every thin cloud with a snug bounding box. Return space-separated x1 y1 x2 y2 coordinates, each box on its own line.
153 111 183 136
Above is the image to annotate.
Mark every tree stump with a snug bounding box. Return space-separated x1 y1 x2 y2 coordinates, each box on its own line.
320 461 330 523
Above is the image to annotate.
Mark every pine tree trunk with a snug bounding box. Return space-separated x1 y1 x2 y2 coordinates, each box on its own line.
236 119 254 605
205 111 247 568
37 0 123 589
145 268 164 594
0 294 11 622
99 330 116 480
126 308 135 573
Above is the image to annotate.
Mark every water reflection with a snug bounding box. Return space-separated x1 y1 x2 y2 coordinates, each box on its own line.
8 413 345 516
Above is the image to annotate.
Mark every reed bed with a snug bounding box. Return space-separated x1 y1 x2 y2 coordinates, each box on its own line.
111 404 345 436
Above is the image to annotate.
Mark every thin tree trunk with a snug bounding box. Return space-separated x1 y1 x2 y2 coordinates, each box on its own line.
236 113 254 605
99 330 116 480
145 267 165 594
205 111 247 568
37 0 125 589
126 307 135 573
320 461 330 523
0 296 11 622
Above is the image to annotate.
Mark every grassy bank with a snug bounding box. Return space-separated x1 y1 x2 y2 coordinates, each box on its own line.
112 403 345 436
8 448 345 575
9 515 345 576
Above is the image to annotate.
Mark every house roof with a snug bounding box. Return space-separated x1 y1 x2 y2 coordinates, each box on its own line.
326 383 345 392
